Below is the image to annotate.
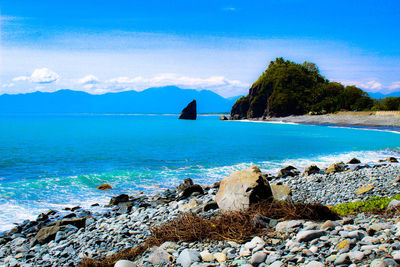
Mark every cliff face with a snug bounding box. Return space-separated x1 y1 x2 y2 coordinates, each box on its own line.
230 74 274 119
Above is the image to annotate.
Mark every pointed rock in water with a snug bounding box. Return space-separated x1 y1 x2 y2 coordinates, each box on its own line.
179 100 197 120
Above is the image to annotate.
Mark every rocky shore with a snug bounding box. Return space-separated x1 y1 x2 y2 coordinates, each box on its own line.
1 157 400 266
255 113 400 128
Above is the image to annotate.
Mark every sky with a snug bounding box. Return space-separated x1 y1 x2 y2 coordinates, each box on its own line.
0 0 399 97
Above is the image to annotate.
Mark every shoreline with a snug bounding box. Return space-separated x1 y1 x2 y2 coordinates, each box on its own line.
235 114 400 132
1 157 400 266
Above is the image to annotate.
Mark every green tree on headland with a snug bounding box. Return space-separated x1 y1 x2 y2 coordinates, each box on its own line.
231 58 377 119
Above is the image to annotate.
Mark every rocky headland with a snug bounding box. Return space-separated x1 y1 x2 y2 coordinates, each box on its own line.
1 157 400 266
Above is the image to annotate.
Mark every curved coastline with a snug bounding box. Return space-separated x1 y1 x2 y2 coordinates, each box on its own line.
233 114 400 133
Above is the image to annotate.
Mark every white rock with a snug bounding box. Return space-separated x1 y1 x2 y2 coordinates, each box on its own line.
250 251 267 265
213 252 226 263
370 259 387 267
269 261 284 267
200 250 214 262
114 260 136 267
239 247 251 257
146 246 170 265
176 249 201 267
305 261 325 267
244 236 265 249
275 220 304 231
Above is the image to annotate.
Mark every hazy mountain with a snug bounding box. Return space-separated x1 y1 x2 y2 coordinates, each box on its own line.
0 86 239 114
368 91 400 99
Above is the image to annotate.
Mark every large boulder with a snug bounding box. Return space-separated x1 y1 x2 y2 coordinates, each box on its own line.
179 100 197 120
215 166 273 211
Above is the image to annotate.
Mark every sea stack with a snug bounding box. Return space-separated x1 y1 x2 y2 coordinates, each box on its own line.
179 100 197 120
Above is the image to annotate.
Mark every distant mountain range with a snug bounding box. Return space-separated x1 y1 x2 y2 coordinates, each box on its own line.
0 86 242 114
368 91 400 99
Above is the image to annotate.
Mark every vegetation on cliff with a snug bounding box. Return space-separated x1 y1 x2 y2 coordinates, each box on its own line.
231 58 375 118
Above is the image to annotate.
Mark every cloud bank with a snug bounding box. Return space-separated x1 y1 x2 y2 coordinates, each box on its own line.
76 73 249 97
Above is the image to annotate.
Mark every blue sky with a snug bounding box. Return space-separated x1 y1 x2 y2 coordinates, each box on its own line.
0 0 399 97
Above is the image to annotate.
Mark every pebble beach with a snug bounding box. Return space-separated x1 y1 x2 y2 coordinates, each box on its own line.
1 157 400 267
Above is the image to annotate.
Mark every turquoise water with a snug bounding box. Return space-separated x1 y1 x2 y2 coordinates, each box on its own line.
1 114 400 231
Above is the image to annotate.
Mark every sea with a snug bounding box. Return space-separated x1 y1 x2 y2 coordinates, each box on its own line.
1 113 400 232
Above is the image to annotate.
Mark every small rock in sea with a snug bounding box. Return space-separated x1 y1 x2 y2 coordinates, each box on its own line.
97 184 112 190
114 260 136 267
176 249 201 267
386 157 398 163
347 158 361 164
219 115 228 121
296 230 326 242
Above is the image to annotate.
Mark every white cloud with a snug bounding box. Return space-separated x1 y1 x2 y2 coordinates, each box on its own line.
2 83 15 88
13 68 60 84
342 80 383 92
341 80 400 94
389 81 400 90
77 74 100 85
99 73 249 97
